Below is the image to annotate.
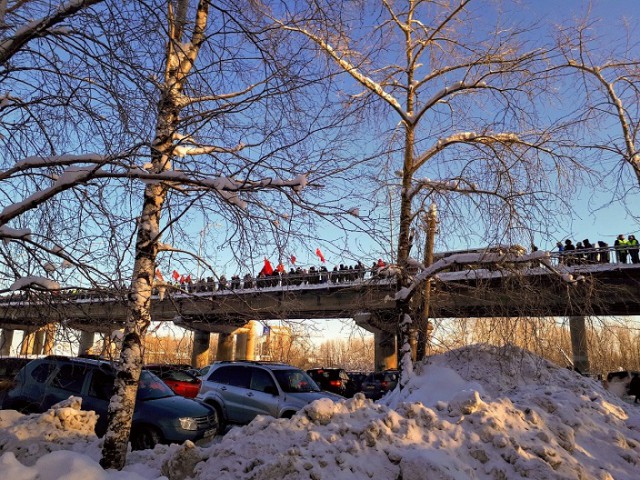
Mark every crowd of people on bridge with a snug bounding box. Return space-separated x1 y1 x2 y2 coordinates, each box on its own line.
169 259 387 293
555 234 639 265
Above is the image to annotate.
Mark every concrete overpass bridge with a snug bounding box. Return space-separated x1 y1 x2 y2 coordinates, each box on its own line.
2 261 640 370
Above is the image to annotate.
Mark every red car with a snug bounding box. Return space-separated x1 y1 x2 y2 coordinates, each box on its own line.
144 365 201 398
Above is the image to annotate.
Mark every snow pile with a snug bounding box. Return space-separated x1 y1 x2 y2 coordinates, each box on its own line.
0 396 99 466
177 344 638 480
0 344 638 479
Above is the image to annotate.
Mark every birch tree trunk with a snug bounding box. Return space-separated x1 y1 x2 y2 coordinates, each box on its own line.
100 0 209 469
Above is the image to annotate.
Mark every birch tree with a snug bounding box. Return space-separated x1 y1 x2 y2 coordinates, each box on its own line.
272 0 581 384
554 20 640 190
1 0 357 469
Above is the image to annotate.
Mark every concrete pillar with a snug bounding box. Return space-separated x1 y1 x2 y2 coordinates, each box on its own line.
33 329 45 355
20 330 35 355
569 316 591 374
216 332 235 361
78 331 95 356
191 330 211 368
245 322 257 361
0 329 15 356
374 330 397 371
42 324 56 355
235 332 248 360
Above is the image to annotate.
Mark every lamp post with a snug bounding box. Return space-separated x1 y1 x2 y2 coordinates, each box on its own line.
417 202 437 360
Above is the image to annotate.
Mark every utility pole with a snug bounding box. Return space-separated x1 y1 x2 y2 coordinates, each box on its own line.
417 203 437 360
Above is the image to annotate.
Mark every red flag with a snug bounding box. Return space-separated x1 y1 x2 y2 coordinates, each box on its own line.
185 274 192 283
172 270 180 281
180 274 186 284
262 258 274 275
276 263 285 273
290 255 296 265
315 248 326 263
155 269 164 282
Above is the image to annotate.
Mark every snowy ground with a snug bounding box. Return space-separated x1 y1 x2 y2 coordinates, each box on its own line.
1 344 638 480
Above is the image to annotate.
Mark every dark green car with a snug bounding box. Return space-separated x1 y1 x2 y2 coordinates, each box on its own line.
2 356 219 449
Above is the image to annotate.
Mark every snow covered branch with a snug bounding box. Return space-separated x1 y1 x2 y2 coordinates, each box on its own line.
395 250 584 302
9 275 60 292
412 131 525 172
0 0 105 65
277 22 408 123
411 80 488 124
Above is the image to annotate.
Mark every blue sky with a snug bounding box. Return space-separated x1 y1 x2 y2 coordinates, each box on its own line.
163 0 640 277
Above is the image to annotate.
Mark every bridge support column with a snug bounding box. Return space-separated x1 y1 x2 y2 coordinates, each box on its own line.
245 322 257 361
569 316 591 374
20 330 36 355
216 332 235 361
33 329 46 355
235 333 247 360
42 324 56 355
191 330 210 368
0 329 15 356
234 321 258 361
78 331 95 356
374 330 397 371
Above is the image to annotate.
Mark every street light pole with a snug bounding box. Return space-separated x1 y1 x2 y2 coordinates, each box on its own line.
417 202 437 360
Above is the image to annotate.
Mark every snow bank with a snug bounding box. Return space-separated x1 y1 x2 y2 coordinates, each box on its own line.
0 345 638 480
0 396 99 466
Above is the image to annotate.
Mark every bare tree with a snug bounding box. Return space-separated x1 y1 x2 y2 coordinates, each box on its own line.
553 19 640 191
271 0 581 384
1 0 359 469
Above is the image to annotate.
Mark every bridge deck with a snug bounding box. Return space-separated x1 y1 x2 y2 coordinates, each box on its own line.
1 263 640 333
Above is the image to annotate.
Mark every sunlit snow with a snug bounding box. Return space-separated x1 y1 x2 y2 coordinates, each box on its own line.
1 344 638 479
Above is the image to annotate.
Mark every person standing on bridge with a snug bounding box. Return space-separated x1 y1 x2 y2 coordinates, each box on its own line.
614 234 629 264
597 241 610 263
564 239 576 266
628 234 639 264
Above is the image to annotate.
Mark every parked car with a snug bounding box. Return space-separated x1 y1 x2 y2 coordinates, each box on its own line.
2 356 219 449
306 368 355 397
346 371 368 394
144 364 201 398
360 370 399 400
0 357 32 405
197 361 343 432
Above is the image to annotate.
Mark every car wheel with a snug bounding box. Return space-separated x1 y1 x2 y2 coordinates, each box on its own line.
130 425 162 451
206 401 226 435
281 411 295 419
13 401 38 414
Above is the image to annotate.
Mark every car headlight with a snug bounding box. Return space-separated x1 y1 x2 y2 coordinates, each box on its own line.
178 417 198 431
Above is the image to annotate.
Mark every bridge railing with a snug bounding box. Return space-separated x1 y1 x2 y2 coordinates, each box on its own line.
0 246 637 305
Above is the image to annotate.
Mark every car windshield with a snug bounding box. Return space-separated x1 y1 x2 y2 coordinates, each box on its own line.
273 369 321 393
137 370 175 400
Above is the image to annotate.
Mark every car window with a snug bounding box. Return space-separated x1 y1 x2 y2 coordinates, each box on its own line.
228 366 251 388
250 367 276 393
273 369 320 393
137 370 175 400
50 364 87 393
208 365 232 384
88 369 114 400
163 370 195 382
30 362 56 383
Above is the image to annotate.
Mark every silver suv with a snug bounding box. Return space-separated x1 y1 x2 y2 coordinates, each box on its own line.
197 361 343 433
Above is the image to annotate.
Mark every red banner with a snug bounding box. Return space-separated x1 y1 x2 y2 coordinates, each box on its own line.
262 258 274 275
316 248 326 263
